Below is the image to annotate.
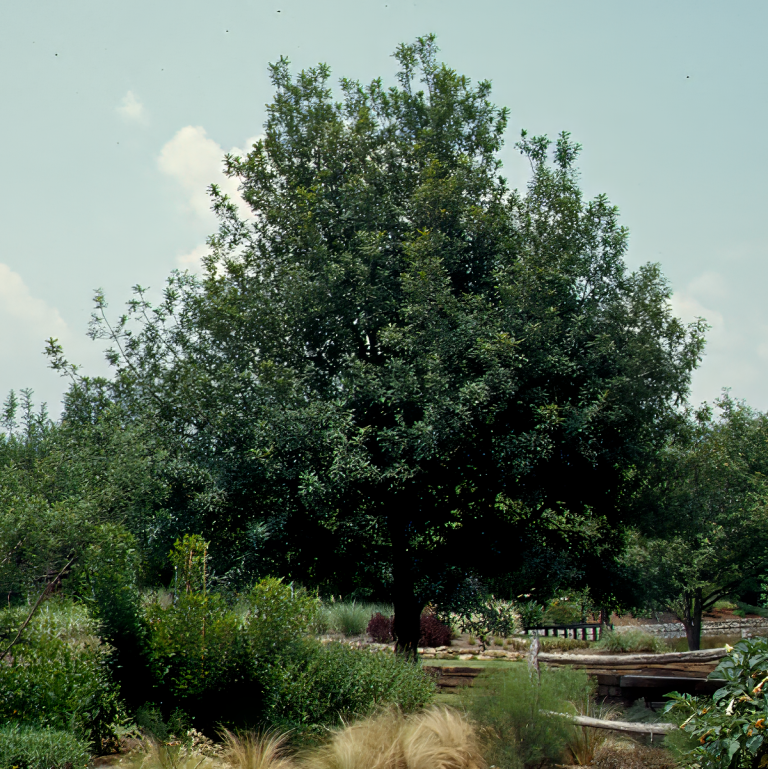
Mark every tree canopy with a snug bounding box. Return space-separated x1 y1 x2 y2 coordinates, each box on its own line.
50 35 706 652
628 395 768 650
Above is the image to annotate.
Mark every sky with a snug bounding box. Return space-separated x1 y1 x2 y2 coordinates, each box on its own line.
1 1 767 415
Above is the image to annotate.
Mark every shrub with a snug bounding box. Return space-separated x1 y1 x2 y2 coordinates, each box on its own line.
261 640 435 735
596 628 669 653
540 636 590 651
440 581 520 637
419 610 451 647
462 663 593 769
0 724 90 769
322 601 394 637
517 599 545 628
544 598 582 625
142 572 318 729
367 612 393 643
0 598 123 748
665 637 768 768
143 591 248 700
243 577 319 659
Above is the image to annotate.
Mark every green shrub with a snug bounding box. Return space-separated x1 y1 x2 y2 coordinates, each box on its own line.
462 663 593 769
516 599 545 628
142 571 319 729
736 602 768 618
544 598 582 625
713 599 738 611
0 724 90 769
261 640 436 735
666 637 768 768
243 577 319 658
595 628 669 653
144 591 248 700
446 595 521 638
0 598 122 748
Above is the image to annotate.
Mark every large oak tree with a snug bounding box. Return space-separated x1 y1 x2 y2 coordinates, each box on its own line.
59 36 705 653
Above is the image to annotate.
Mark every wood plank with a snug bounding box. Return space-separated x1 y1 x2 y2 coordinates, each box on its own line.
543 711 676 736
539 648 726 667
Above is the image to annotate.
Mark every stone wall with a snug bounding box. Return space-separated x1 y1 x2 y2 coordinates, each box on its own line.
614 618 768 638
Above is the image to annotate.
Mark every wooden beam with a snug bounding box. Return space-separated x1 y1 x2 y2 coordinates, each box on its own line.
539 648 727 667
543 711 676 735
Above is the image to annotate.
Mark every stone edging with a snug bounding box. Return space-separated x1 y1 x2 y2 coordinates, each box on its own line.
615 618 768 637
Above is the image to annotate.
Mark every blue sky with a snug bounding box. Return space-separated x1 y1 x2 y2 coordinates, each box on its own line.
2 1 767 413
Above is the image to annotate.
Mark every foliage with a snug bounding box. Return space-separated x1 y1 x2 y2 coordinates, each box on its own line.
320 601 391 637
142 566 317 726
0 723 90 769
65 35 706 652
260 640 435 735
544 597 583 625
665 637 768 768
516 600 545 629
0 598 123 748
462 663 593 769
419 610 451 647
367 612 394 643
629 395 768 650
443 586 521 638
595 628 669 653
540 636 590 651
143 590 248 701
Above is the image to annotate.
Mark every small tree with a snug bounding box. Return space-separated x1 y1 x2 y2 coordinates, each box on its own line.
629 395 768 650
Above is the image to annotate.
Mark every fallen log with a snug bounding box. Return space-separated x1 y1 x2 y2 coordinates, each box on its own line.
539 648 727 668
544 711 676 735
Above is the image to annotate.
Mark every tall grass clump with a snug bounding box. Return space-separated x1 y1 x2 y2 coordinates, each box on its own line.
0 724 90 769
323 601 393 636
462 664 592 769
595 628 669 653
220 729 293 769
306 707 484 769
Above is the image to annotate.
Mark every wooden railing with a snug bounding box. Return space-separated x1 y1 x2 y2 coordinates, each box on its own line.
524 622 607 641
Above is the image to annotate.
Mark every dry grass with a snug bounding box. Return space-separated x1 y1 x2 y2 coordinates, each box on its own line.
304 707 484 769
564 698 623 766
132 738 222 769
220 729 294 769
591 743 677 769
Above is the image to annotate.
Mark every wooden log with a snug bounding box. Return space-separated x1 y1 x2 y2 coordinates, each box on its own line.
543 711 676 735
539 648 726 667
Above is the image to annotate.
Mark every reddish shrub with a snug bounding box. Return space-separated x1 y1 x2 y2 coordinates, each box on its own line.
419 611 452 647
367 612 394 643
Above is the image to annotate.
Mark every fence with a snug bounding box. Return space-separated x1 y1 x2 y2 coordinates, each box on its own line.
524 622 606 641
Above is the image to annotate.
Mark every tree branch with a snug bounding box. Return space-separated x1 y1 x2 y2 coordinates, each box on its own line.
0 555 76 664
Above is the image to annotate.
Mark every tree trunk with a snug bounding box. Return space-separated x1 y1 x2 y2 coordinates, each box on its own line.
392 590 421 660
681 589 703 651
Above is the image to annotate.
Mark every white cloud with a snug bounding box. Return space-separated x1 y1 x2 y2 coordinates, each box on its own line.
157 126 259 226
0 263 72 411
670 271 763 407
116 90 147 124
176 243 209 273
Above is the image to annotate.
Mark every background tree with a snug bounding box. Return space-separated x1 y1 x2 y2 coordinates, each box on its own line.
58 35 705 653
627 394 768 650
